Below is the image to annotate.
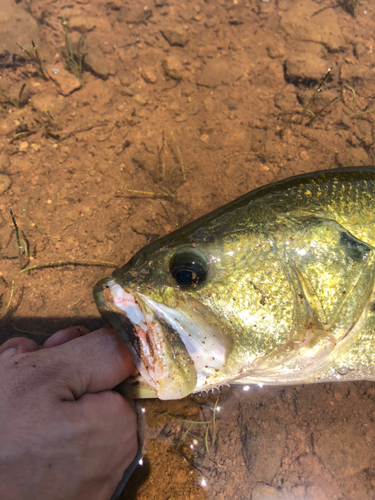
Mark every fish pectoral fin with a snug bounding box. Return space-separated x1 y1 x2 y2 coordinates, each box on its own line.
234 328 338 385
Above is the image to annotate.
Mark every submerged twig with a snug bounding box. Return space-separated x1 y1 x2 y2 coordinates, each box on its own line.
123 189 175 199
20 260 118 274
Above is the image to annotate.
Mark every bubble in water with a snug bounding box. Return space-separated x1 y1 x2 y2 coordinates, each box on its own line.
336 366 348 376
208 387 220 400
191 390 208 404
219 383 230 396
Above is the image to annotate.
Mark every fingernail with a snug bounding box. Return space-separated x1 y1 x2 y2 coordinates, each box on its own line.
0 347 16 359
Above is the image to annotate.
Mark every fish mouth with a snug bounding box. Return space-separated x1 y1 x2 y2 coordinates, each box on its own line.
94 278 230 400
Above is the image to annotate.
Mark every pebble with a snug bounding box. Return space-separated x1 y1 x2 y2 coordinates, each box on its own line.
19 141 29 152
175 113 187 123
0 174 11 195
68 16 99 32
163 56 184 80
0 153 10 170
161 26 189 47
31 143 41 152
0 0 42 62
251 484 283 500
133 94 148 106
85 48 110 79
284 53 331 84
141 68 157 84
197 58 244 88
200 134 209 142
46 63 81 96
267 44 285 59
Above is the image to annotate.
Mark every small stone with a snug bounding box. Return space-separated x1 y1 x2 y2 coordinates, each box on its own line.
0 0 42 63
161 26 189 47
0 153 10 170
163 56 184 80
200 134 209 142
299 150 309 161
251 484 283 500
46 63 81 96
175 113 187 123
19 141 29 152
46 199 53 204
84 49 110 79
267 44 285 59
284 53 331 84
304 485 329 500
280 5 344 52
0 174 11 195
141 68 157 84
204 17 216 28
340 64 375 84
117 5 152 24
31 143 41 152
133 94 148 106
68 16 98 32
119 74 132 87
197 58 244 88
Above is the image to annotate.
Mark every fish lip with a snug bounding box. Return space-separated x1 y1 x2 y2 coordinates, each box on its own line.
94 279 157 391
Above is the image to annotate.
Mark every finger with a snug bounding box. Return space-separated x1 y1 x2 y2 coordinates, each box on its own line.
0 337 39 359
78 391 138 474
40 328 136 398
43 326 90 348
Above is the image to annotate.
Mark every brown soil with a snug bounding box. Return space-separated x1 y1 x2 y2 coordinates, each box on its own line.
0 0 375 499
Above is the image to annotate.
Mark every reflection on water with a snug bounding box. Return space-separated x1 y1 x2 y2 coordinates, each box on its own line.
124 382 375 500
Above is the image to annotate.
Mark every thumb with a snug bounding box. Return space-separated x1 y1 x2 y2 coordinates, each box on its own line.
39 328 136 400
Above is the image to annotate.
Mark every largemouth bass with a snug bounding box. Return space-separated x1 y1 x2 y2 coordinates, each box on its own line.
95 167 375 400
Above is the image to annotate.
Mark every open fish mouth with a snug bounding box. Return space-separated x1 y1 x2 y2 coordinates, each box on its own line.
94 279 230 400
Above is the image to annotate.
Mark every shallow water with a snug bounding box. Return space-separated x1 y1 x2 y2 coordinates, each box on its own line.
1 0 375 498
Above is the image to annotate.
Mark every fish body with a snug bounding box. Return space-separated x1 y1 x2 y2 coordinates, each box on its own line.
94 167 375 400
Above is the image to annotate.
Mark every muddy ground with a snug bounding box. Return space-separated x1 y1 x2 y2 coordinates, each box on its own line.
1 0 375 499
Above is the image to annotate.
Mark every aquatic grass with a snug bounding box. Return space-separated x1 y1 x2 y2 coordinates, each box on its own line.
170 131 186 182
0 84 30 110
0 280 14 318
157 130 166 179
299 67 333 124
9 208 27 269
21 205 44 234
160 399 220 454
342 84 357 108
16 41 48 81
61 18 86 82
350 107 375 119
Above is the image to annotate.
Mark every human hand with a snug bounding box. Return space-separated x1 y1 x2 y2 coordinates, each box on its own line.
0 326 138 500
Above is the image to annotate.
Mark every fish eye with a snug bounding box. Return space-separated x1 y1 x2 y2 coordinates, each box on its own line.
170 248 208 287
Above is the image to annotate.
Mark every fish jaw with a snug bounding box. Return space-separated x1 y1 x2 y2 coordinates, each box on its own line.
95 278 199 399
94 278 232 399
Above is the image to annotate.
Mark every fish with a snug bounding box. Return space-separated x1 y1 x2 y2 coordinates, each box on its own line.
94 167 375 400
